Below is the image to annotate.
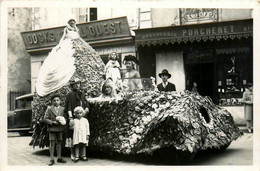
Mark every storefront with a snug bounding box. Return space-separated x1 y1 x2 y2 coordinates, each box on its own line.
134 19 253 125
21 17 135 92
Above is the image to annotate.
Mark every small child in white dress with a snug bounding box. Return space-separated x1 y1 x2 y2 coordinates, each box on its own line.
105 52 122 92
72 106 90 162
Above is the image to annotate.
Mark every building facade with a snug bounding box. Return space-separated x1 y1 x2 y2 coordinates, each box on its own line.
9 8 253 124
134 8 253 125
7 8 32 110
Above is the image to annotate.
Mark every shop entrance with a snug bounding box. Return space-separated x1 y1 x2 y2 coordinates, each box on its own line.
186 62 215 101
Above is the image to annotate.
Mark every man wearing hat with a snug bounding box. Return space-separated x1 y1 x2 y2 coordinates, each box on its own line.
157 69 176 92
64 78 90 161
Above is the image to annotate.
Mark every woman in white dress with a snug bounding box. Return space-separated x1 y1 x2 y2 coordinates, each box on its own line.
36 19 98 97
31 19 105 149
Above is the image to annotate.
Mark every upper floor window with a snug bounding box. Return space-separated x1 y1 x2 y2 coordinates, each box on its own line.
179 8 219 25
78 7 97 23
138 8 152 28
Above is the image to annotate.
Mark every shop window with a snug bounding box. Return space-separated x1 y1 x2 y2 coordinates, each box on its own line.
216 48 253 106
184 49 214 64
179 8 219 25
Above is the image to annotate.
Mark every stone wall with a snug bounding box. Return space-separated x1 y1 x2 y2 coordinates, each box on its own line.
8 8 32 110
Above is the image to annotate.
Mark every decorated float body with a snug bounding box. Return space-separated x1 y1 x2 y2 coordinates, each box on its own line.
87 90 241 162
30 34 241 163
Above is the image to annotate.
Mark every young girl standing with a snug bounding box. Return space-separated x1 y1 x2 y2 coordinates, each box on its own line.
71 106 90 162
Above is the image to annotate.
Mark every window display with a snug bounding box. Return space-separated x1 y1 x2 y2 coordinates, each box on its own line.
216 48 252 106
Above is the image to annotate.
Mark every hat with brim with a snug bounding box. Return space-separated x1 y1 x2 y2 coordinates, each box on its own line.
159 69 171 78
123 55 139 65
70 78 80 85
68 19 76 24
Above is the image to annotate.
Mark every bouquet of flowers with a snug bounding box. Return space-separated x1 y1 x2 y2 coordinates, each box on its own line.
56 116 66 125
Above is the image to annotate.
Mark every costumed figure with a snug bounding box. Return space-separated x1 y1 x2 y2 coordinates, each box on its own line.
121 55 143 91
88 78 122 103
30 19 104 149
105 52 122 92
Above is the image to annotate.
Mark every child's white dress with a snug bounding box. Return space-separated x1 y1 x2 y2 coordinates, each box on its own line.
105 60 121 82
73 117 90 145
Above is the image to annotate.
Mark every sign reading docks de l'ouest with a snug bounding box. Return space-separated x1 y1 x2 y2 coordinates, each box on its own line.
21 17 131 51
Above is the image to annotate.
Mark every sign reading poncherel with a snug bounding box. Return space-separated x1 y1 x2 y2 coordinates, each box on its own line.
21 17 131 51
134 19 253 46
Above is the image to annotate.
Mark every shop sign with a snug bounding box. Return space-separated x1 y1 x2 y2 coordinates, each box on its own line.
21 17 131 50
135 19 253 42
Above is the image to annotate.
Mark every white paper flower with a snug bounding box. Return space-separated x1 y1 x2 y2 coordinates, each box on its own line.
56 116 66 125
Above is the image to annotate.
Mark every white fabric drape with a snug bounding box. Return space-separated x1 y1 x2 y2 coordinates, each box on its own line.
36 39 76 96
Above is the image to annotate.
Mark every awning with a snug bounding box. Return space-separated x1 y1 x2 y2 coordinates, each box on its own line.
134 19 253 47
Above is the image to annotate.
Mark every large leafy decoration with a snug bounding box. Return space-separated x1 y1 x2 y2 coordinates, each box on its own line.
30 38 105 148
87 90 241 156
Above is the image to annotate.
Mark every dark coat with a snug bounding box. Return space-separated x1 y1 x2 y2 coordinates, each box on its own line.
44 105 65 132
157 82 176 92
64 90 90 138
64 90 90 119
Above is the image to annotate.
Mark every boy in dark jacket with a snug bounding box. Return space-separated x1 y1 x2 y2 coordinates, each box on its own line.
44 94 67 166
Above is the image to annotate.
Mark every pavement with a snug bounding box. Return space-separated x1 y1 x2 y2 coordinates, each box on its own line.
7 126 253 166
7 132 146 166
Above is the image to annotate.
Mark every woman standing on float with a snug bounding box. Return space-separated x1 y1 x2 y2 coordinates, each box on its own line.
32 18 105 151
36 19 98 97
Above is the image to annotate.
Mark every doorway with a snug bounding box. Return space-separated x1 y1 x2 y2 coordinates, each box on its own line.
156 51 185 91
186 62 215 101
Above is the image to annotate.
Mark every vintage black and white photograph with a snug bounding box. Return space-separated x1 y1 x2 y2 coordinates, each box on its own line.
1 0 260 170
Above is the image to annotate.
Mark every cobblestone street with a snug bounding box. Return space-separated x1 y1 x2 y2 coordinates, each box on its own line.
8 131 253 166
7 133 146 166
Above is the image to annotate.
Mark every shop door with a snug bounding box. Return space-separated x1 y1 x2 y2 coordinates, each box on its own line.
186 63 214 100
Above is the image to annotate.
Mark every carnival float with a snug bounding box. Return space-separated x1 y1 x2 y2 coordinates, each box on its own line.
29 20 242 164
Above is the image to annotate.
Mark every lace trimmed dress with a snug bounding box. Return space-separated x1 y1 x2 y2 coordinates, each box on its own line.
73 117 90 146
36 26 96 97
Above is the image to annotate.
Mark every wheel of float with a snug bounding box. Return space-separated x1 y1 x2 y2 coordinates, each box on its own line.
175 150 196 164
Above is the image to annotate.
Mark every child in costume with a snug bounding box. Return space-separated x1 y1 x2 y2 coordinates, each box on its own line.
105 52 122 92
71 106 90 162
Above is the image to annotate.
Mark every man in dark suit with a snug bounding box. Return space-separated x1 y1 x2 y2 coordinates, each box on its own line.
157 69 176 92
